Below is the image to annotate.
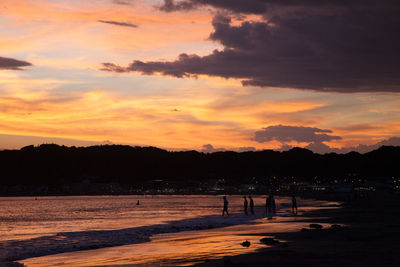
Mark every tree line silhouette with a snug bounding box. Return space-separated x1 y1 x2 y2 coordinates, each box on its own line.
0 144 399 195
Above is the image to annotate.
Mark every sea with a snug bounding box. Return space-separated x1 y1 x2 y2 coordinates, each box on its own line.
0 195 339 266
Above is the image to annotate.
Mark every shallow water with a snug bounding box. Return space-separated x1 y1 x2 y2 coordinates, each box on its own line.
1 195 309 242
20 222 274 266
20 211 337 267
0 195 339 266
0 195 234 242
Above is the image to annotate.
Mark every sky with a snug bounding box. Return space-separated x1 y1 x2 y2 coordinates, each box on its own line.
1 0 400 153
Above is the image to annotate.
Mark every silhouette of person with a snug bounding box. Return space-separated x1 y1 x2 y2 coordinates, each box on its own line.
243 196 248 215
271 195 276 214
248 196 254 215
266 195 272 218
136 200 140 205
291 195 297 215
222 196 229 216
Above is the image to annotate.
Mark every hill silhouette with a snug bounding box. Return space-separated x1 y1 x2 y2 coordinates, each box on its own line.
0 144 399 195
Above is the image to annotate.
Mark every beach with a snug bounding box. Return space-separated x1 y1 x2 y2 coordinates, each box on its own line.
196 193 400 267
9 196 337 266
3 194 398 266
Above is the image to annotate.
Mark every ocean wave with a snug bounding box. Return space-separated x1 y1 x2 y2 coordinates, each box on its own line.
1 211 267 262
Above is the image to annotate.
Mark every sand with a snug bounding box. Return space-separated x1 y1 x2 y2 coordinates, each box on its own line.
18 194 400 266
18 199 337 267
195 193 400 267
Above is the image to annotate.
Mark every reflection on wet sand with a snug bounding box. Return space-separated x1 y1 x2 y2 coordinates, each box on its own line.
20 203 339 267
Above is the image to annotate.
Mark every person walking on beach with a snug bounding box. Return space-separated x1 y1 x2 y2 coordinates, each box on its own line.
291 195 298 215
243 196 248 215
249 196 254 215
222 196 229 216
266 195 272 218
271 195 276 214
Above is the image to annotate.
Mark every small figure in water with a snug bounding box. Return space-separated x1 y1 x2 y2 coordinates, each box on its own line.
136 200 140 205
248 196 254 215
291 195 298 215
222 196 229 216
243 196 248 215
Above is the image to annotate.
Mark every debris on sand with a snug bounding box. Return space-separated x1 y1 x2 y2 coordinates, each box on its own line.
309 223 323 230
260 237 280 245
241 240 251 247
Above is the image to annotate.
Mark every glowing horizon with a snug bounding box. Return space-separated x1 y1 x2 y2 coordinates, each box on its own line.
1 0 400 154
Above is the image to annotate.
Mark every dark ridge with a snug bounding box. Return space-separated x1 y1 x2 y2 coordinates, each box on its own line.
0 144 399 196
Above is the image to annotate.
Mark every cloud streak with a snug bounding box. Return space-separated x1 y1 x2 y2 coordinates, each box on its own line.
0 56 32 70
201 144 256 153
112 0 135 5
98 20 138 28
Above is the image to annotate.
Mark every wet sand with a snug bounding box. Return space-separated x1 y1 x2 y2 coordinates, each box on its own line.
19 200 338 267
19 195 400 267
195 193 400 267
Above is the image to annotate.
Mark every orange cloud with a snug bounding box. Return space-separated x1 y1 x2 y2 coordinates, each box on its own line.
1 1 400 152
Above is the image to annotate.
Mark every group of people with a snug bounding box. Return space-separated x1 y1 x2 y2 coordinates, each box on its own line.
243 196 254 215
222 195 298 217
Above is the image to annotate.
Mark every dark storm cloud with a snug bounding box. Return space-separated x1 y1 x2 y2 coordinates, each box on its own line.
98 20 138 28
102 1 400 92
253 125 341 143
158 0 397 14
158 0 275 14
159 0 199 12
0 56 32 70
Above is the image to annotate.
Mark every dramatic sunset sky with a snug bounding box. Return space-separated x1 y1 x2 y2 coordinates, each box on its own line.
1 0 400 153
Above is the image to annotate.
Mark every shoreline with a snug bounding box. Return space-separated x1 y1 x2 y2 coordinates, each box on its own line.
8 194 394 266
16 197 339 267
2 195 288 266
194 192 400 266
